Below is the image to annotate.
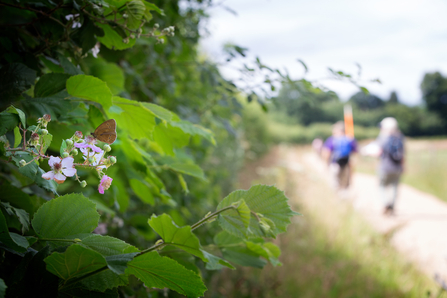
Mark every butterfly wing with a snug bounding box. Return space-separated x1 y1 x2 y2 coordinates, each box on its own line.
93 119 117 144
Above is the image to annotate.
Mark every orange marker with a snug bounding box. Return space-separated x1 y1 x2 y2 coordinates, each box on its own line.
344 105 354 138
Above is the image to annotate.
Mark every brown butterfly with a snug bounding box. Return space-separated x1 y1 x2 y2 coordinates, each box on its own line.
91 119 117 144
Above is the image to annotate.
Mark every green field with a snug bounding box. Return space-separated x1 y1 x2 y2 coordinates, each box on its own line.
356 139 447 203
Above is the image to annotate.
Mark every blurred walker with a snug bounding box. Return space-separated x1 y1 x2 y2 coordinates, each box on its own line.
322 121 357 190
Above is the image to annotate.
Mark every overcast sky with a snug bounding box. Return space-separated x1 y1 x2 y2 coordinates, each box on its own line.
200 0 447 105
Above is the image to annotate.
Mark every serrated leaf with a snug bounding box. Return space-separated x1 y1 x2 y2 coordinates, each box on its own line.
126 251 207 297
107 96 156 139
32 193 99 244
170 120 216 145
44 244 107 281
0 63 36 102
201 250 235 270
13 126 21 148
96 23 136 50
0 112 19 135
222 246 267 268
105 253 139 275
140 102 173 121
80 270 128 293
153 123 190 156
217 185 298 239
11 154 38 181
1 202 30 233
214 231 244 246
216 199 251 237
126 0 145 29
67 75 113 109
5 106 26 129
0 209 28 253
41 134 52 154
90 59 125 95
130 179 154 205
21 90 78 121
148 214 206 261
58 54 84 75
34 73 71 97
246 241 282 266
80 234 139 256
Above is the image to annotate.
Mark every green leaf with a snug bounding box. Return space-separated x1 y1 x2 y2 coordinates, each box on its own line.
140 102 173 122
105 253 139 275
107 96 156 139
148 214 206 261
157 156 205 180
130 179 154 205
0 63 36 102
177 174 188 193
34 73 71 97
222 246 267 268
67 75 113 109
89 59 125 95
214 231 244 246
60 139 67 156
0 209 28 253
126 251 207 297
217 199 251 237
153 123 190 156
0 278 6 298
1 202 30 234
96 23 136 50
217 185 298 239
21 91 78 121
11 154 38 181
0 112 19 135
78 17 105 53
41 134 52 154
201 250 235 270
143 2 162 14
58 54 84 75
170 120 216 145
80 270 128 293
0 181 44 215
126 0 146 29
44 244 107 281
32 193 100 243
5 106 26 129
13 126 21 148
81 234 139 257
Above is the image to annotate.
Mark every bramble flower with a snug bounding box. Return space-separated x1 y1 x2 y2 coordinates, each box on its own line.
91 43 100 58
74 131 83 140
82 149 106 169
98 175 113 194
75 135 102 153
42 156 76 184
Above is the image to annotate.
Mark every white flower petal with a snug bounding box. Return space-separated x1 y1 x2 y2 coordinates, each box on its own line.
61 156 74 168
48 156 61 168
54 173 66 184
42 171 54 180
62 167 76 177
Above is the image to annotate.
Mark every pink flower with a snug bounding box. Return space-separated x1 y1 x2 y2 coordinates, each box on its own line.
42 156 76 184
98 175 113 194
74 135 102 153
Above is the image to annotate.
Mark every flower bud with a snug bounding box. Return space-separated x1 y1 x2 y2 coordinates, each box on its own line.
41 129 48 135
43 114 51 122
109 156 116 164
66 139 74 146
80 180 87 188
130 33 136 39
74 131 83 141
122 13 128 19
62 152 69 158
154 23 159 29
19 159 26 167
103 144 111 152
137 28 142 34
123 37 130 44
88 157 95 164
72 149 78 156
30 133 39 146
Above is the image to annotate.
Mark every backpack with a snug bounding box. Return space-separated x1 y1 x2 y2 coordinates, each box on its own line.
383 135 404 163
332 136 353 167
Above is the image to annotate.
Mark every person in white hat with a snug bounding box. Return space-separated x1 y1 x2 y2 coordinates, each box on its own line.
376 117 405 215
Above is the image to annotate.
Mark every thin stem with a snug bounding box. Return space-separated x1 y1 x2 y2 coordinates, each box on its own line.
190 205 236 231
38 237 81 243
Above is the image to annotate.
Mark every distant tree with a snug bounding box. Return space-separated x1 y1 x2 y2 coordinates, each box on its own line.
388 91 399 104
420 72 447 131
349 92 385 110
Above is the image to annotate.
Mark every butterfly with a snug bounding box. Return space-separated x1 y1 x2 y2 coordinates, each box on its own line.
91 119 117 144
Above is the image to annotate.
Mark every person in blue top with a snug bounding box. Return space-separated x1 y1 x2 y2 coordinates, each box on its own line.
323 121 357 190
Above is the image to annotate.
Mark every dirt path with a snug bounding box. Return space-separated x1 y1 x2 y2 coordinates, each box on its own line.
279 146 447 284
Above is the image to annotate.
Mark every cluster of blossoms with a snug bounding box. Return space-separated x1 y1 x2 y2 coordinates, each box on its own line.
35 116 116 194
